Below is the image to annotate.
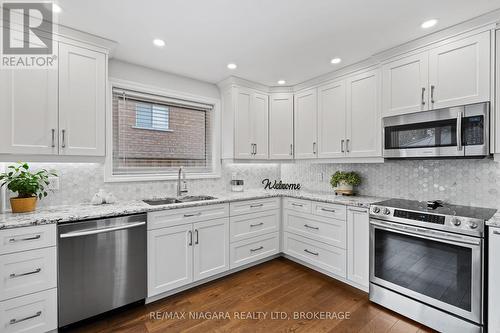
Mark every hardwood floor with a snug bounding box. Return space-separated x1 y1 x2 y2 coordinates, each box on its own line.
64 258 435 333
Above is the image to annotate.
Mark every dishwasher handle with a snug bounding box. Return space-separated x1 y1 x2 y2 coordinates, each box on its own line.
60 221 146 238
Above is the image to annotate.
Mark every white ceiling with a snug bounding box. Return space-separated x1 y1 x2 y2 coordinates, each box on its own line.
57 0 500 86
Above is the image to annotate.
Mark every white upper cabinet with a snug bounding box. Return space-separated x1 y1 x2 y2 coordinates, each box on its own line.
252 92 269 159
59 43 106 156
294 88 318 159
318 81 346 158
0 68 58 155
234 88 253 159
382 52 429 117
346 69 381 157
269 93 294 159
428 31 490 110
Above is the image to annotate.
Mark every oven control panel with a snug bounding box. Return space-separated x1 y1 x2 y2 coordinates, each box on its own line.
393 209 445 224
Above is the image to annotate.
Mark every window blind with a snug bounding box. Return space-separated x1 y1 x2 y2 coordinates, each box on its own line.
112 87 213 176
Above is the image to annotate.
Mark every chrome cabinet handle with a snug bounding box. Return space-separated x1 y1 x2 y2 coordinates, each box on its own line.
304 224 319 230
291 203 303 207
184 212 202 217
9 235 41 243
290 144 293 156
254 143 257 155
10 268 41 278
188 230 193 246
457 110 463 151
195 229 199 244
346 139 350 153
493 230 500 235
430 85 435 104
61 129 66 148
341 139 345 153
421 87 426 105
321 208 336 213
250 222 264 227
9 311 42 325
250 246 264 252
304 249 319 256
51 129 55 148
313 142 317 154
250 204 264 208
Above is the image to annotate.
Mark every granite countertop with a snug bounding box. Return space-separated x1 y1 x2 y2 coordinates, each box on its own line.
0 190 384 230
487 212 500 227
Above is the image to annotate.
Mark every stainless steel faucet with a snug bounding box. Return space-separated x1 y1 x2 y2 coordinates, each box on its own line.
177 167 188 197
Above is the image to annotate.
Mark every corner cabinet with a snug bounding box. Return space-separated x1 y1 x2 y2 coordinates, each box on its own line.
317 81 346 158
0 41 107 156
382 31 490 117
294 88 318 159
269 93 294 159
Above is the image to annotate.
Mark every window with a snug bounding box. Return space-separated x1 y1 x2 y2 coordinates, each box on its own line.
135 103 170 131
109 85 218 180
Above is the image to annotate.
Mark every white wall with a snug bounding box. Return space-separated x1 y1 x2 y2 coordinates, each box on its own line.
109 59 220 99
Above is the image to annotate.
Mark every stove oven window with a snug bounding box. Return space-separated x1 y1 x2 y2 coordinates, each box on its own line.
374 229 472 311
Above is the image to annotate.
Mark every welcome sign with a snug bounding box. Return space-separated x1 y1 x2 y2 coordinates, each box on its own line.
262 179 301 190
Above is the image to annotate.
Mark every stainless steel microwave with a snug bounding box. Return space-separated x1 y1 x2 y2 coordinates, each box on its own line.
383 102 489 158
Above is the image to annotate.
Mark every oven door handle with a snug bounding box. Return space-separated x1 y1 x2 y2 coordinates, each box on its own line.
370 219 481 246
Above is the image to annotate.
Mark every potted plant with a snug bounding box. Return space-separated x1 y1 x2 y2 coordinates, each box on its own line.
0 163 57 213
330 171 361 195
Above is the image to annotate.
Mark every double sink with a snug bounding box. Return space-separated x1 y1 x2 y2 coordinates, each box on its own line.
143 195 217 206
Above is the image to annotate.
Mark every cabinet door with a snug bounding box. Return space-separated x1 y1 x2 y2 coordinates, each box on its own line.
269 93 294 159
489 228 500 333
294 88 318 159
147 224 193 296
0 68 58 155
429 31 490 109
346 70 381 157
234 88 253 159
193 218 229 281
252 92 269 159
58 43 106 156
382 52 429 116
318 81 346 158
347 208 369 289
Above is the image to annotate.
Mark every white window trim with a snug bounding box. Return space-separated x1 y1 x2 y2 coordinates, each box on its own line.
105 78 221 182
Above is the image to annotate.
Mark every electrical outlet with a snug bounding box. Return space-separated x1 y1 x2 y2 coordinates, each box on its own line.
47 176 60 191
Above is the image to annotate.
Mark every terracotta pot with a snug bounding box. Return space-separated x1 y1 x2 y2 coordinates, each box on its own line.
10 197 37 213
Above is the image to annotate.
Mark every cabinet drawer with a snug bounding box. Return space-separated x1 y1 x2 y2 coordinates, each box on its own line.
283 210 346 248
230 210 279 243
283 198 312 213
229 198 280 216
0 247 57 301
0 288 57 333
230 233 279 269
148 204 229 230
312 202 346 220
284 232 346 278
0 225 56 255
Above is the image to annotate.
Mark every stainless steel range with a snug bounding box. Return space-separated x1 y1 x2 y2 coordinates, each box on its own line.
369 199 496 333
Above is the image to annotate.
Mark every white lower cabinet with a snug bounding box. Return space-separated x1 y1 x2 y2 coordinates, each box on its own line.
230 233 279 269
284 232 346 278
193 218 230 281
346 207 369 289
0 288 57 333
489 227 500 333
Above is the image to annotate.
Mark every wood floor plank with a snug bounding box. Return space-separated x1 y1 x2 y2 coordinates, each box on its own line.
62 258 435 333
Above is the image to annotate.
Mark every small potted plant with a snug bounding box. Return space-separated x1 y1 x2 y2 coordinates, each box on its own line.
0 163 57 213
330 171 361 195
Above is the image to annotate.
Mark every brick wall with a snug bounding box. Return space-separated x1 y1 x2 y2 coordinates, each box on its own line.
113 98 211 169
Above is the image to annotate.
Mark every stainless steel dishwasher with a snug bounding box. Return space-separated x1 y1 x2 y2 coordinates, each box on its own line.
57 213 147 328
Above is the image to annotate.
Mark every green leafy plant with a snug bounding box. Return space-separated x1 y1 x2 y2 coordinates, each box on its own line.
330 171 362 188
0 163 57 199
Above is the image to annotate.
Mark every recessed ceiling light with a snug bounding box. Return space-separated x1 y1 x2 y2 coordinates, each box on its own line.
277 80 286 85
421 19 438 29
153 39 165 47
330 57 342 64
227 63 237 70
52 3 62 13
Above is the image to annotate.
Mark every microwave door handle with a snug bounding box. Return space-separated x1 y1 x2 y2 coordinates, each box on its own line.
457 110 463 151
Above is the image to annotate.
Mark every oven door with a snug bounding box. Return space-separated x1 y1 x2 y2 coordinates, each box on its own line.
369 219 483 324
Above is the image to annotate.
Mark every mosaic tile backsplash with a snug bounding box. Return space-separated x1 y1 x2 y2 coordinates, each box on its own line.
280 159 500 209
0 162 280 211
